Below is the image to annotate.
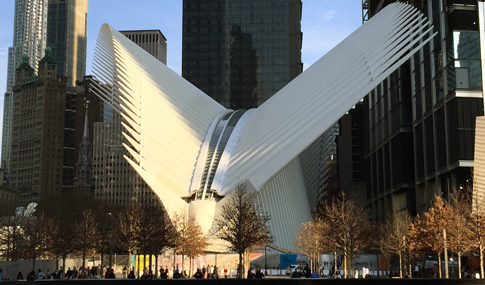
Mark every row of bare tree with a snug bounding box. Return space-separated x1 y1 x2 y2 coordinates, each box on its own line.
0 194 207 276
295 189 485 279
0 184 272 279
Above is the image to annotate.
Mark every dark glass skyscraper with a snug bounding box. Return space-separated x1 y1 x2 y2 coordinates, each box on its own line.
182 0 302 109
362 0 484 221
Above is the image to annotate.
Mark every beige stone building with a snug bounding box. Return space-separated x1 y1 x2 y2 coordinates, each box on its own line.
10 48 67 203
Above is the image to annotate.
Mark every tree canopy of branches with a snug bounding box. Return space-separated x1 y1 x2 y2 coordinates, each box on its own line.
381 211 413 278
74 209 99 269
173 211 207 275
295 221 320 273
214 183 272 278
317 191 370 277
411 196 454 278
138 205 176 270
470 184 485 278
448 188 474 278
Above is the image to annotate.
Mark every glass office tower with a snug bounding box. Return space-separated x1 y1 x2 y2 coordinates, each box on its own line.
182 0 302 110
363 0 484 221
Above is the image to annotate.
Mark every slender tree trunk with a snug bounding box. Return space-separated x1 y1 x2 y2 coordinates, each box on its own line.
481 244 484 279
438 254 442 278
190 257 193 277
458 253 462 279
343 252 347 278
32 257 36 273
137 254 141 278
62 254 67 279
155 254 158 278
173 250 176 273
333 251 337 276
238 253 243 279
399 253 402 278
128 252 132 272
143 252 146 274
82 249 86 270
149 254 153 274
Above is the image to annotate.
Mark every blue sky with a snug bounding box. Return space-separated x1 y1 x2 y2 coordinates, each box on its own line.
0 0 362 142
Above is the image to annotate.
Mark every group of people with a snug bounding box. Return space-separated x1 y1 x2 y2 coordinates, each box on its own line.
247 268 266 278
193 266 220 279
14 265 117 281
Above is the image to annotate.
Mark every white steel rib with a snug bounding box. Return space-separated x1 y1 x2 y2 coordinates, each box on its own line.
92 3 435 251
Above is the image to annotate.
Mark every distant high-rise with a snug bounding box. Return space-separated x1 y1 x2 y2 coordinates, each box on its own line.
2 0 48 179
47 0 88 87
182 0 303 110
120 30 167 64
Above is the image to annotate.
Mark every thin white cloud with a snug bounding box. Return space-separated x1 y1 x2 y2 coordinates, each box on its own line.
320 10 337 22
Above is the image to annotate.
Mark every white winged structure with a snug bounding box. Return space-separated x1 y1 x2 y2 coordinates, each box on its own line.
92 3 435 251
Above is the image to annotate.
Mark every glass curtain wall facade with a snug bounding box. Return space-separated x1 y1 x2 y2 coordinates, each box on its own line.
364 0 484 221
182 0 302 110
47 0 88 87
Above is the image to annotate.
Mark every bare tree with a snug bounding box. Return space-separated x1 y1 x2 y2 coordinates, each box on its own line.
40 193 87 274
317 191 370 278
214 183 272 278
295 221 321 273
173 211 207 276
23 211 50 272
0 213 27 261
74 209 99 270
139 205 177 274
446 188 473 278
412 196 454 278
381 211 413 278
114 206 141 271
470 184 485 278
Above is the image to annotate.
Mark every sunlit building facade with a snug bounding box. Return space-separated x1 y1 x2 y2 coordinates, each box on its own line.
47 0 88 86
2 0 49 179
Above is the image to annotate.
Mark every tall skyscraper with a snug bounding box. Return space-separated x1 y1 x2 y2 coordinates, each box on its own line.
362 0 484 221
182 0 303 110
120 30 168 63
47 0 88 87
2 0 49 179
